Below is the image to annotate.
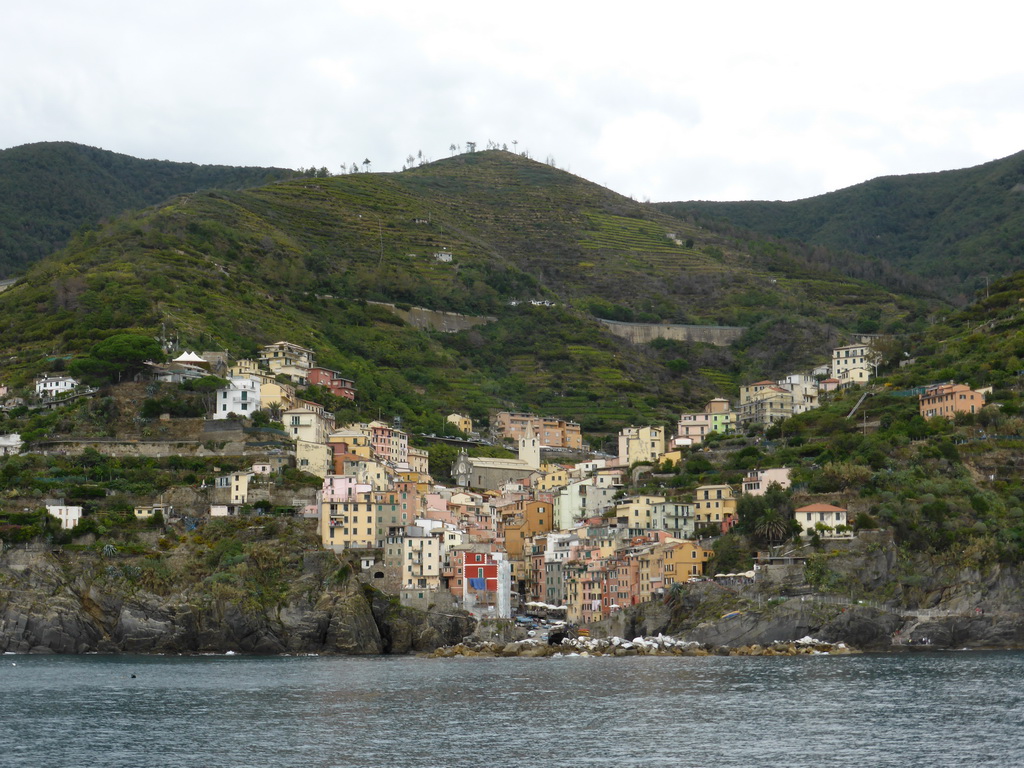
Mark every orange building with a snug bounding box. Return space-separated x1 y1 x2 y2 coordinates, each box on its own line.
919 383 985 420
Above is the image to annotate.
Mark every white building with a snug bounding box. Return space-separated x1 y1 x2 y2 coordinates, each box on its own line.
778 374 820 414
796 503 851 537
0 434 22 456
35 375 78 397
214 377 261 419
652 500 694 539
46 504 83 530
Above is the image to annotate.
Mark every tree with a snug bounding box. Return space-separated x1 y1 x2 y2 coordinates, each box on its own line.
70 333 165 384
182 374 229 413
362 158 371 172
707 533 751 575
867 335 903 376
735 481 797 547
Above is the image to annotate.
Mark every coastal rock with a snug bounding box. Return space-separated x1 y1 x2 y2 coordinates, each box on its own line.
0 548 473 655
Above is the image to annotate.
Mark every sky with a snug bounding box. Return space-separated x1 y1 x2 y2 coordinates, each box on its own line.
4 1 1024 202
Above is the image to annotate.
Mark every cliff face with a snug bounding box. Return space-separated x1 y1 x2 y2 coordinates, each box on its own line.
0 542 474 655
610 535 1024 651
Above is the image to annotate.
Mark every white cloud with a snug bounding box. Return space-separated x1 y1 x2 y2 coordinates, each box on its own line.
1 0 1022 201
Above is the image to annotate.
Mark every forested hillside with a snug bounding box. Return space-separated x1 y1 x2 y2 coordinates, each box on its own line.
0 141 297 277
656 149 1024 304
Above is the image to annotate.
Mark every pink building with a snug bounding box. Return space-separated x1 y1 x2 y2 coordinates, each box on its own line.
742 467 792 496
320 475 372 502
369 421 409 465
307 367 356 400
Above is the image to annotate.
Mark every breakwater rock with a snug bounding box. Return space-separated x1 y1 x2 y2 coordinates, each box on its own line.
430 633 858 658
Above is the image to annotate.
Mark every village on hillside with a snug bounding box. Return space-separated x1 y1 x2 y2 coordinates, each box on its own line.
0 337 990 625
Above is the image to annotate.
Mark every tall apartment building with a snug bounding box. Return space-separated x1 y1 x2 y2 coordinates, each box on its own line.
831 344 872 385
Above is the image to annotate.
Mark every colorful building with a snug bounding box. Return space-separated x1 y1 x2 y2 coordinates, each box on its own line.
919 383 985 420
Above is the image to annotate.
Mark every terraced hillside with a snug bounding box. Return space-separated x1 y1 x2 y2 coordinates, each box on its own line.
0 150 938 438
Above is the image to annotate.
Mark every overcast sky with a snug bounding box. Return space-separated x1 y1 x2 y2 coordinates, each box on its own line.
4 1 1023 202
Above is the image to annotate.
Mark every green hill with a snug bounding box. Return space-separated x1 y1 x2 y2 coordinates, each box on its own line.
655 150 1024 304
0 141 298 278
0 150 936 438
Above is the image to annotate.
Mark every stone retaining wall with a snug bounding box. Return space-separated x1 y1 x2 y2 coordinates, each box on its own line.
597 319 745 346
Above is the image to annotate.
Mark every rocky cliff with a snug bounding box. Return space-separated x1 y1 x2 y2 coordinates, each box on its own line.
603 533 1024 651
0 521 475 655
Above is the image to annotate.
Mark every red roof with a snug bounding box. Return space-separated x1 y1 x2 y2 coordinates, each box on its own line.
795 503 847 513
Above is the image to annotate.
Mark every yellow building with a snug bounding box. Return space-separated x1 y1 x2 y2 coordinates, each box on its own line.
662 540 709 584
535 465 570 492
500 500 554 560
693 484 738 533
618 425 666 466
320 484 418 551
447 413 473 434
328 428 373 460
295 440 332 478
260 341 314 376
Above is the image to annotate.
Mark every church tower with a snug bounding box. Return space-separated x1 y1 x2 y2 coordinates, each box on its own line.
518 428 541 470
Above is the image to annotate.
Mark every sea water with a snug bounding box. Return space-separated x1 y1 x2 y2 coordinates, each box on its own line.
1 651 1021 767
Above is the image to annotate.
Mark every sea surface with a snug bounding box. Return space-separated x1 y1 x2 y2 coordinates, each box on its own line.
1 650 1022 767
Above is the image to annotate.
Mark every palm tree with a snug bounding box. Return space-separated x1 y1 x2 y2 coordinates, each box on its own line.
754 508 792 546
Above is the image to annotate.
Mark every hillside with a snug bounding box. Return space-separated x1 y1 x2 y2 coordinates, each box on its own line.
655 149 1024 304
0 141 298 278
0 150 936 436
